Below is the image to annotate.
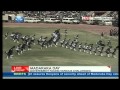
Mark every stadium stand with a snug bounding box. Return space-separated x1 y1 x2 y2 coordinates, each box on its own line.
2 11 118 26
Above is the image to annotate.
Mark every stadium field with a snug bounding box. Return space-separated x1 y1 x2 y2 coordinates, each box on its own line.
3 24 118 72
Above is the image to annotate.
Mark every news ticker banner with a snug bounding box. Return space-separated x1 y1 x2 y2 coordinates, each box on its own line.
3 72 118 77
11 66 111 72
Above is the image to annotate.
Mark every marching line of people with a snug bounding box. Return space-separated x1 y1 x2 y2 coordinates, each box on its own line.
4 29 118 59
4 32 36 59
59 30 118 58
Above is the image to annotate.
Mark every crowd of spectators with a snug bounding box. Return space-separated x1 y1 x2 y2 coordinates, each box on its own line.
3 11 118 18
3 11 89 19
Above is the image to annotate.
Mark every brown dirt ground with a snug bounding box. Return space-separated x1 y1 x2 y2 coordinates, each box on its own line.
3 22 118 35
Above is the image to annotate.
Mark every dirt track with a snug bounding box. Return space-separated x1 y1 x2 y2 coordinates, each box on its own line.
3 22 118 35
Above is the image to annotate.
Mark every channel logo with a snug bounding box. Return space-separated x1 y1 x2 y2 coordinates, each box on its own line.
11 66 29 72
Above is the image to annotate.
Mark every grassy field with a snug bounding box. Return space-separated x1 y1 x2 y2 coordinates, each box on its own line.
3 27 118 72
